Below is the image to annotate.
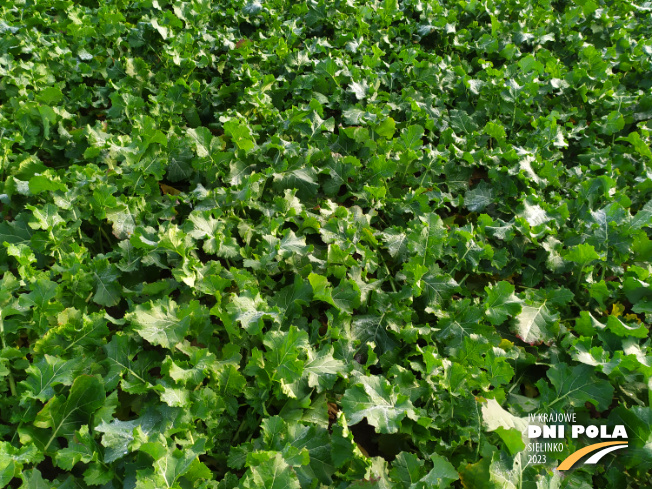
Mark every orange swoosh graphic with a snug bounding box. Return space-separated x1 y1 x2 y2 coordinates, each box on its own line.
557 441 628 470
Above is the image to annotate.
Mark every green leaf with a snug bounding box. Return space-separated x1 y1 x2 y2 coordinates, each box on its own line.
419 454 459 488
598 111 625 136
563 243 601 264
331 279 362 314
390 452 426 486
103 334 154 394
512 301 558 344
224 119 255 153
19 279 58 309
494 427 526 456
127 298 191 348
349 81 369 100
37 105 57 140
0 458 14 488
96 416 151 464
278 230 310 258
83 462 114 485
90 258 121 307
18 469 50 489
187 126 214 158
631 200 652 229
488 451 529 489
485 121 506 144
304 346 347 390
36 87 64 105
400 125 425 150
158 385 190 407
0 442 42 488
608 406 652 473
105 200 137 239
26 204 64 230
465 182 494 212
382 228 409 260
539 363 614 411
137 438 207 488
166 138 194 182
420 274 458 312
309 273 332 304
606 315 648 338
20 355 78 402
53 425 95 470
28 176 66 195
619 132 652 160
32 375 105 452
482 398 529 443
288 425 336 485
588 280 610 308
374 118 396 138
227 290 280 334
262 326 309 384
485 282 523 325
341 376 415 433
272 167 319 199
438 300 490 348
408 213 447 262
247 452 301 489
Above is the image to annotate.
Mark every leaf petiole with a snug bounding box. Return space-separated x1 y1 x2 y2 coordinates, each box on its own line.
378 253 397 293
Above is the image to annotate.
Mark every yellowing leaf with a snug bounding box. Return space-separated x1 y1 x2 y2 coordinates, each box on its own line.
159 183 181 195
611 302 625 317
624 313 642 323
